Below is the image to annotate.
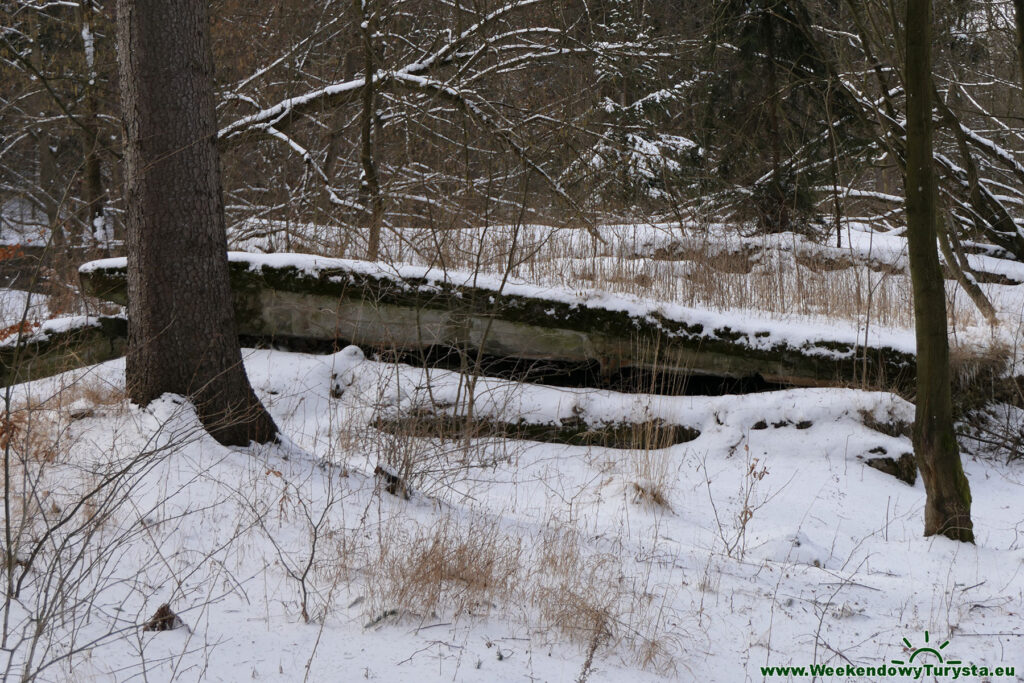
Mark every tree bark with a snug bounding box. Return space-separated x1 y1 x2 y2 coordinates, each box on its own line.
79 0 106 249
1015 0 1024 92
357 0 384 261
115 0 278 446
30 19 63 245
903 0 973 542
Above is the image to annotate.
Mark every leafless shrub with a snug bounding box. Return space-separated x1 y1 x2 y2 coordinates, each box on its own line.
254 462 353 625
0 366 233 681
364 362 524 497
704 445 770 559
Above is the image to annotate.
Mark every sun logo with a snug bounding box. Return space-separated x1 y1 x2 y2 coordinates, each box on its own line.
891 630 962 666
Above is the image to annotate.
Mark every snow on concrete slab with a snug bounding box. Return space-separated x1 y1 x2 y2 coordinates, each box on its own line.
82 252 918 358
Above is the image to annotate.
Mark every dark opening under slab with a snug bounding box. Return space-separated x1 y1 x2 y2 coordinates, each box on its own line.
240 335 792 396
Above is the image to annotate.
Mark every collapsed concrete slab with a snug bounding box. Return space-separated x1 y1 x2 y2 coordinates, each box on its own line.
0 315 126 387
78 252 918 394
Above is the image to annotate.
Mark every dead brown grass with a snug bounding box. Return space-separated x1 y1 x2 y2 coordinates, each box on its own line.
533 526 682 675
2 378 125 464
352 502 682 674
627 447 675 511
367 516 522 621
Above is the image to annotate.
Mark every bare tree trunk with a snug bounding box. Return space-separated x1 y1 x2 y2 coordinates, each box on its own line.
37 132 62 244
1015 0 1024 92
763 7 787 234
936 216 998 327
825 78 843 249
358 0 384 261
904 0 973 542
115 0 278 446
80 119 104 250
30 18 64 247
78 0 105 249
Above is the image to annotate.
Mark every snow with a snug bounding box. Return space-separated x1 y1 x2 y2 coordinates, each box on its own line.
81 21 95 72
0 197 49 247
3 348 1021 682
23 217 1024 680
92 212 114 245
0 312 107 348
0 288 50 328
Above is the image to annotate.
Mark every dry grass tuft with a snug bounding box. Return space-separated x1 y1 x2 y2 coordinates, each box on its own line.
532 527 619 647
950 339 1010 401
630 479 672 510
627 448 676 511
355 508 682 673
2 378 125 463
530 525 681 675
367 517 522 621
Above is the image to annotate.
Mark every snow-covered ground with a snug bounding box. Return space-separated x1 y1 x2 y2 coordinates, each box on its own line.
2 217 1022 681
3 348 1021 682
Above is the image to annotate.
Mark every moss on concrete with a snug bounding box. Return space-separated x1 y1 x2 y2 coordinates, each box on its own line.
80 258 918 394
0 316 126 386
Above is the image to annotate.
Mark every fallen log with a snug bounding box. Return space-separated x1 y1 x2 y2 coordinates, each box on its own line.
79 252 918 394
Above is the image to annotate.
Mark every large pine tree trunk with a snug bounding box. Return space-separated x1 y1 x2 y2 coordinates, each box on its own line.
904 0 973 542
115 0 278 446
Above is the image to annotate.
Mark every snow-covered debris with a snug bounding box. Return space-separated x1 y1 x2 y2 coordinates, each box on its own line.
2 349 1020 682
